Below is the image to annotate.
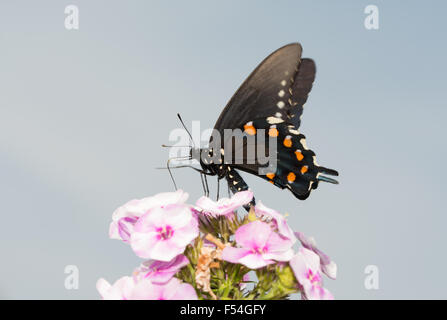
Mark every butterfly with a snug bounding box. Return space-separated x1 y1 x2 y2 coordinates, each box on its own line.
173 43 338 205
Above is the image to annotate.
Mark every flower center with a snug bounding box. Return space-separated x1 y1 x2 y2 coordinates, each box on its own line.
307 269 322 284
157 225 174 240
252 246 267 254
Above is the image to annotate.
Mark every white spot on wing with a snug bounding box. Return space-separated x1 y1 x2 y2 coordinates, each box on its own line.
267 116 284 124
277 101 285 109
289 127 300 135
300 138 308 150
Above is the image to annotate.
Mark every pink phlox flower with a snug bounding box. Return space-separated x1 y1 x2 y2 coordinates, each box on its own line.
290 248 334 300
222 220 294 269
255 201 297 243
129 277 197 300
96 276 135 300
130 203 198 261
109 190 189 242
133 254 190 284
195 190 253 217
295 231 337 279
97 276 197 300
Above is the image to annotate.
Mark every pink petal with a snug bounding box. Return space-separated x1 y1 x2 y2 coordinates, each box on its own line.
96 278 112 298
295 231 337 279
136 255 189 284
129 231 160 259
290 248 321 284
96 276 135 300
322 261 337 280
162 205 196 230
170 224 199 247
130 204 198 261
109 191 189 242
128 279 161 300
147 190 189 208
133 208 165 233
265 230 294 253
169 282 198 300
303 283 334 300
255 202 296 242
238 252 272 269
263 248 294 262
196 190 253 216
231 190 254 206
221 247 252 264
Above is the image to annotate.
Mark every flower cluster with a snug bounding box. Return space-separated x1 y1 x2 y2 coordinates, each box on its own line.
98 190 336 300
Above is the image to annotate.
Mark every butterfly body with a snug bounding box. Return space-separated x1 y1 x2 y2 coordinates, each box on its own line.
190 43 338 201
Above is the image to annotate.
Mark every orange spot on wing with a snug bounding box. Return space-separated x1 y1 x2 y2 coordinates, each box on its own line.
244 124 256 135
301 166 308 174
295 150 304 161
266 172 275 179
269 180 274 184
283 137 292 148
287 172 296 183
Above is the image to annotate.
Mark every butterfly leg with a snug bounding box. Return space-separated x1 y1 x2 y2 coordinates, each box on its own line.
225 169 256 210
216 177 220 201
200 173 206 195
204 174 210 197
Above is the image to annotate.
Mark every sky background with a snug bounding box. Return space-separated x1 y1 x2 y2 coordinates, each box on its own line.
1 0 446 299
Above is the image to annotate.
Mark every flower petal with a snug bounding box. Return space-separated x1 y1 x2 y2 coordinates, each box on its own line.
265 230 294 253
128 279 161 300
235 220 272 249
196 190 253 216
302 282 334 300
96 276 135 300
255 202 296 242
295 231 337 279
322 261 337 280
221 247 252 264
135 255 189 284
290 248 321 284
169 282 198 300
263 248 294 262
238 253 272 269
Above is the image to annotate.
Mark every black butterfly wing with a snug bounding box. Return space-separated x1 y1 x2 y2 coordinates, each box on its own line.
286 58 316 129
227 117 338 200
211 43 338 200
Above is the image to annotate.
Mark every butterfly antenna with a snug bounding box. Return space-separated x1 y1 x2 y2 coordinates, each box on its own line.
161 144 191 148
177 113 195 148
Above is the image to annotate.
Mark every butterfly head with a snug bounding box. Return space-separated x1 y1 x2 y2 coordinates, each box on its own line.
190 147 222 175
